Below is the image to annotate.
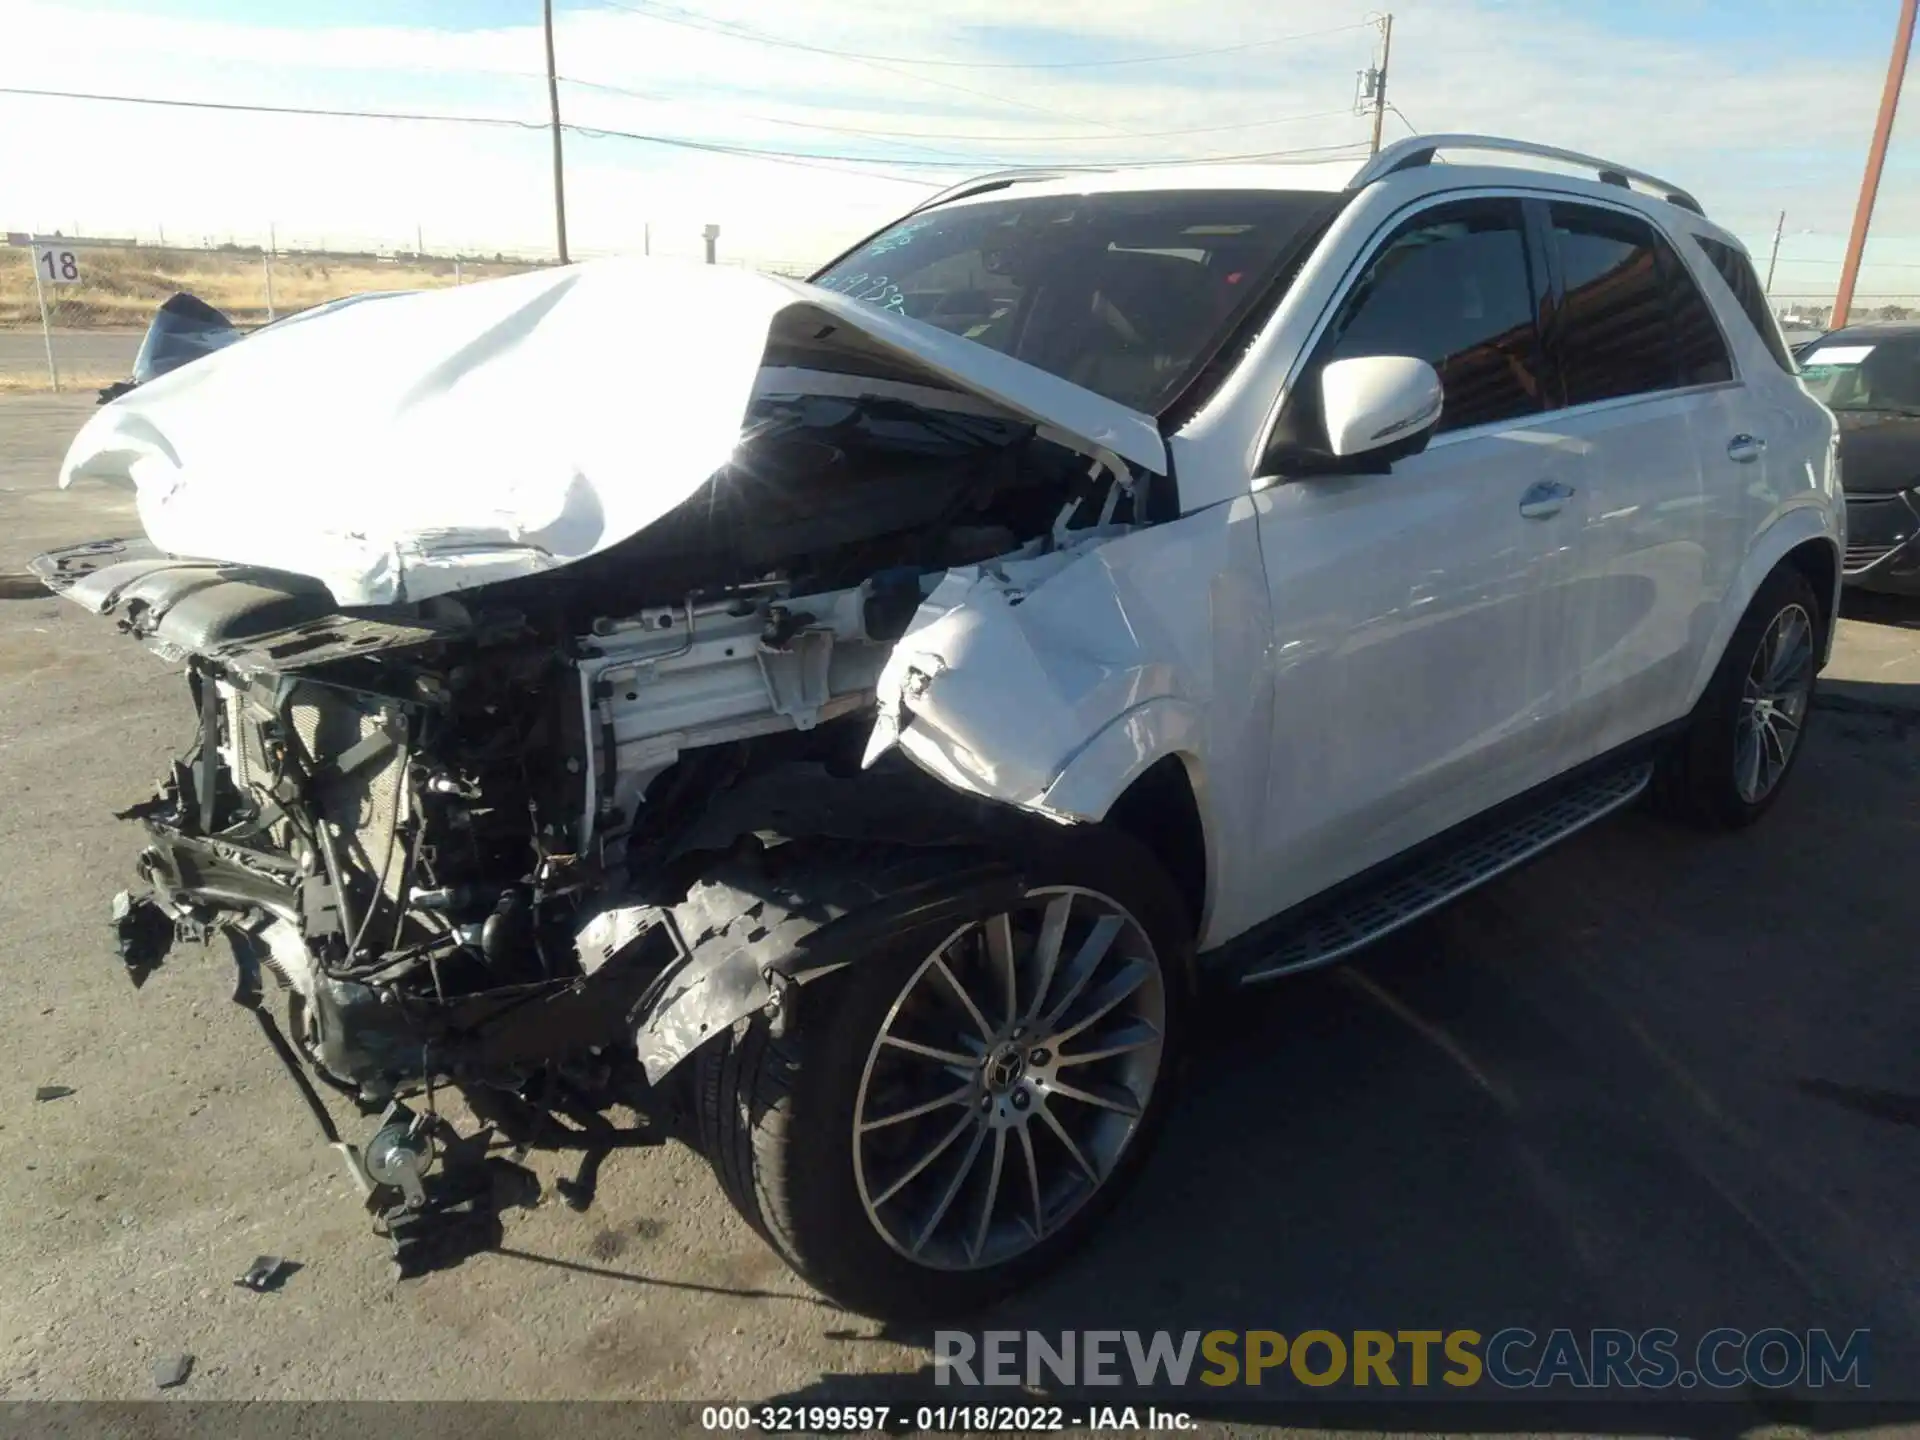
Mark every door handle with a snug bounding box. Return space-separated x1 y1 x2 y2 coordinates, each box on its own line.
1519 478 1576 520
1727 434 1767 464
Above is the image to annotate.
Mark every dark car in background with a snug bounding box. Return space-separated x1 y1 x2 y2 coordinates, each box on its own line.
1798 325 1920 594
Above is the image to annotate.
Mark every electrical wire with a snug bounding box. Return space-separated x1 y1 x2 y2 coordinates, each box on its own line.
563 76 1354 145
584 0 1373 70
0 84 945 180
2 83 1373 178
0 83 544 130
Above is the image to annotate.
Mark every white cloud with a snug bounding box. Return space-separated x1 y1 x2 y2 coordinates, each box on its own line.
1 0 1916 299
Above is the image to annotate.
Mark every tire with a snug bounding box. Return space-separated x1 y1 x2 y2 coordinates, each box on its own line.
1652 562 1822 829
677 829 1190 1319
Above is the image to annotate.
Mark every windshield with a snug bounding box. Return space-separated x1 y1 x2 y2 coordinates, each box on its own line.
1798 334 1920 414
811 188 1342 416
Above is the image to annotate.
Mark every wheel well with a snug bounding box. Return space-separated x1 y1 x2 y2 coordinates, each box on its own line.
1782 537 1838 648
1104 754 1207 935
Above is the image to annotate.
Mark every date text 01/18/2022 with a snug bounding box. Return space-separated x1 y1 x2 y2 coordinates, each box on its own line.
700 1404 1198 1432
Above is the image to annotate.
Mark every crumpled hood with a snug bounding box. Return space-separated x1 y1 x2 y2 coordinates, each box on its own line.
59 257 1165 606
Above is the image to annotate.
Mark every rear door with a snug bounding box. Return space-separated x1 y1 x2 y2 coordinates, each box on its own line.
1534 199 1732 761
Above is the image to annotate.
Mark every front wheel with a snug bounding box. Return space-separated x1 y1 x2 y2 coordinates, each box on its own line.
1654 563 1822 828
683 830 1189 1319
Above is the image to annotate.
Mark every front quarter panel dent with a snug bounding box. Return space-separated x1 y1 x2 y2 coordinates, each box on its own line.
865 542 1188 818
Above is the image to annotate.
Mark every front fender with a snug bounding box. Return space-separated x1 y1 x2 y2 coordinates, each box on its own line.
1035 697 1205 823
861 537 1193 823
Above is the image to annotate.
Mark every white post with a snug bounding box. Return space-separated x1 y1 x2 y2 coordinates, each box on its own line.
454 258 463 285
264 222 277 323
29 234 59 393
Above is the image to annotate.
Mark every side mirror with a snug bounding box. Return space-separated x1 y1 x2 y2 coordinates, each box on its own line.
1320 354 1444 458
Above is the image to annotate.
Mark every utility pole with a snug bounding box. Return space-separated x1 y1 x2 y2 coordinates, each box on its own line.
1833 0 1916 329
543 0 570 265
1764 210 1786 293
1367 13 1394 156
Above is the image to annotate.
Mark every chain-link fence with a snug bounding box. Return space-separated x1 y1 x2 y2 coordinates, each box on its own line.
0 234 818 394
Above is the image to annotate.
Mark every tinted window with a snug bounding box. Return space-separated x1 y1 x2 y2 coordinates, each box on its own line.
1319 198 1544 433
1693 234 1796 372
810 190 1339 416
1550 203 1730 403
1665 247 1734 386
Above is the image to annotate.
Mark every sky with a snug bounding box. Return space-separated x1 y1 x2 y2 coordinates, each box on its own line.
3 0 1920 303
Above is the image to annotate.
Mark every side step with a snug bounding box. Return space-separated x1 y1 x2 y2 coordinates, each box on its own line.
1237 761 1653 985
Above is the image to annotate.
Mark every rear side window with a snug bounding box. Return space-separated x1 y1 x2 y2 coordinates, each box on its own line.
1319 197 1545 433
1693 234 1796 372
1548 203 1732 404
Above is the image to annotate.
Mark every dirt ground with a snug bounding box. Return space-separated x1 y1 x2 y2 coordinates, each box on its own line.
0 394 1915 1428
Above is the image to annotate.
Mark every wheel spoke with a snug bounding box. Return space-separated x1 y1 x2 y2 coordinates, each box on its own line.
873 1109 977 1206
1735 721 1763 802
912 1117 990 1253
1056 1018 1161 1066
966 1127 1008 1261
1760 717 1787 771
860 1084 973 1133
1049 958 1153 1045
1024 893 1073 1024
882 1033 975 1068
983 911 1018 1030
1036 1100 1100 1183
1016 1123 1047 1240
932 953 994 1042
1767 611 1811 688
1040 915 1124 1032
1045 1075 1144 1119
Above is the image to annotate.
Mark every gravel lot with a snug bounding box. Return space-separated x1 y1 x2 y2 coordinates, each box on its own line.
0 393 1916 1424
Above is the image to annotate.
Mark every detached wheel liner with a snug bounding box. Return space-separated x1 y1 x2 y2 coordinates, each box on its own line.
677 830 1189 1320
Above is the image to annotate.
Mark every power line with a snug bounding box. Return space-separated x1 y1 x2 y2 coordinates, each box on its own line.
563 77 1354 144
0 83 944 177
0 83 543 130
580 1 1372 70
0 82 1374 181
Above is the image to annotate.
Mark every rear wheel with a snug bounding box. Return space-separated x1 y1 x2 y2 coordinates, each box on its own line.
1654 563 1821 828
682 830 1188 1319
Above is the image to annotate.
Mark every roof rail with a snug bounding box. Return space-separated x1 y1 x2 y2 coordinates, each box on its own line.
1350 134 1705 216
907 167 1111 217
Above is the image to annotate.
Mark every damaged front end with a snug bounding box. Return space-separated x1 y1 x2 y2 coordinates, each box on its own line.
39 258 1178 1272
37 401 1158 1272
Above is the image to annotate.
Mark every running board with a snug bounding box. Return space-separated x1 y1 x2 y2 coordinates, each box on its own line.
1235 762 1654 985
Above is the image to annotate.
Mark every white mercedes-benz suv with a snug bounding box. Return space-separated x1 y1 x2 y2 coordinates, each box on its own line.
35 134 1842 1312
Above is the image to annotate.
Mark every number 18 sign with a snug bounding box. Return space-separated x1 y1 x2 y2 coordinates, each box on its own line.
33 245 81 284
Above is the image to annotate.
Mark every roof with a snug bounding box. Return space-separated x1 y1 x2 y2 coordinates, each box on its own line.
920 134 1708 222
931 160 1363 210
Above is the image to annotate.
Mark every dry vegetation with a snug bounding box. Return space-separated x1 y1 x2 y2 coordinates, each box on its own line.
0 245 546 329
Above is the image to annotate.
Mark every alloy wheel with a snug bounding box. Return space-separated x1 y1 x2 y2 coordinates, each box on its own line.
852 886 1166 1272
1734 601 1815 805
